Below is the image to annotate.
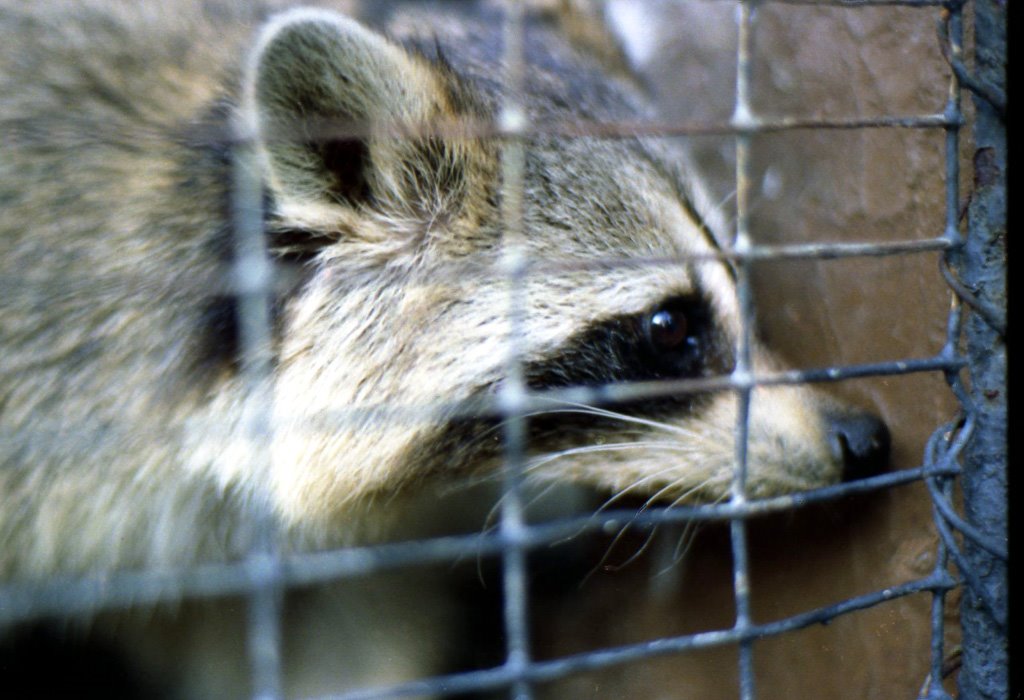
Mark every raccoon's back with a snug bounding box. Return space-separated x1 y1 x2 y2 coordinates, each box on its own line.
0 1 271 576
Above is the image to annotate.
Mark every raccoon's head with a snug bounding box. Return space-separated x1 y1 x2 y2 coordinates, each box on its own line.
224 9 888 532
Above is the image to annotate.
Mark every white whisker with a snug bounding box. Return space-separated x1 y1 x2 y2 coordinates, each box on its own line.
530 398 703 440
525 440 686 474
539 445 686 546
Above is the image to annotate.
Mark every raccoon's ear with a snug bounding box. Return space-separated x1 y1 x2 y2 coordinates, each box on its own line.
242 9 488 232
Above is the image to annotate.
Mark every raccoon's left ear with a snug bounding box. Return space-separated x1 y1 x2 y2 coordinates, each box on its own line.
241 9 494 239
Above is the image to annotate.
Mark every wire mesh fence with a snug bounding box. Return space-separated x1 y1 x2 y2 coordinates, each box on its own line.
0 1 1006 699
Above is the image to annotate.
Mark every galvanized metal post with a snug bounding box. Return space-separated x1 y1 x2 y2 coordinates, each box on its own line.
956 1 1007 698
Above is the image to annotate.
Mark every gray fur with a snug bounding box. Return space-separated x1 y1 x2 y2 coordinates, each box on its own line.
0 2 880 695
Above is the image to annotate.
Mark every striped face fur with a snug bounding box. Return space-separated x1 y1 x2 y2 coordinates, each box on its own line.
203 8 888 535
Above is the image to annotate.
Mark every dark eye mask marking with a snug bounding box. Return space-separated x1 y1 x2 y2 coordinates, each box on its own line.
524 294 733 395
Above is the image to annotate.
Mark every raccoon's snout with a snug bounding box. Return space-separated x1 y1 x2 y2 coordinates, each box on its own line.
826 411 891 482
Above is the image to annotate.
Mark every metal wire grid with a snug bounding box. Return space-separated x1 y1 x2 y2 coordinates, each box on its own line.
0 0 1006 699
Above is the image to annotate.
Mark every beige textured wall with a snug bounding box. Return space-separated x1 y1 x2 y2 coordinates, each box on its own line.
533 3 964 698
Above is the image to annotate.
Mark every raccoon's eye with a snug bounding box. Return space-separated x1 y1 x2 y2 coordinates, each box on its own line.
642 300 705 375
647 308 689 353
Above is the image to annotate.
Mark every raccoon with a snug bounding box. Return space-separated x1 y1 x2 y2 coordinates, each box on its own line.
0 0 890 696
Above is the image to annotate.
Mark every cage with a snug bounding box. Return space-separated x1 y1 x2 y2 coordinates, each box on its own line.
0 1 1006 699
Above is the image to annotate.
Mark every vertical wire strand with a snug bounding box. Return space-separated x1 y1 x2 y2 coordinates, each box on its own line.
730 2 759 699
942 7 964 249
499 3 533 699
231 133 284 700
924 3 965 698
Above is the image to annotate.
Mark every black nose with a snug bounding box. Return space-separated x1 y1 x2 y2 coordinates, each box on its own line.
826 411 891 482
